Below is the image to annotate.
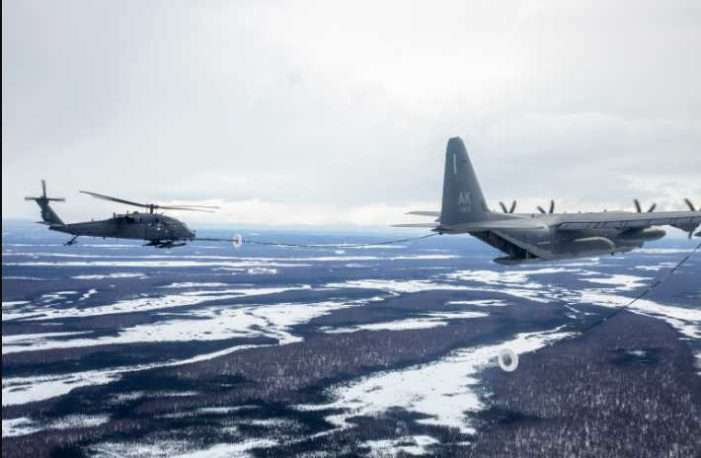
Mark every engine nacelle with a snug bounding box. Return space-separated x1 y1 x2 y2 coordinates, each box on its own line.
566 236 616 254
618 227 666 242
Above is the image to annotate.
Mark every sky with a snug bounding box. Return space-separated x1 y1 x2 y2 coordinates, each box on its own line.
3 0 700 227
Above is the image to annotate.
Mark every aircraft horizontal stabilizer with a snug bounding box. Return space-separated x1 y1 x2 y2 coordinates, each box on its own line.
406 211 440 217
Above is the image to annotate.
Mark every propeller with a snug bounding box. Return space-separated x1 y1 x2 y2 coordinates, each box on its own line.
499 200 518 214
633 199 657 213
80 190 220 214
680 199 699 238
537 200 555 215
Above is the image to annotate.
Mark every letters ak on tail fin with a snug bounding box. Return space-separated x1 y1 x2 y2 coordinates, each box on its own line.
440 137 491 226
25 180 65 226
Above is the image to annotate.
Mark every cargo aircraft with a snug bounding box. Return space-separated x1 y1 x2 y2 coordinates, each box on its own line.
398 138 700 264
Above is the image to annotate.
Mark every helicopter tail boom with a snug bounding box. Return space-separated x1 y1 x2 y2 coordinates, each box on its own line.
25 180 65 226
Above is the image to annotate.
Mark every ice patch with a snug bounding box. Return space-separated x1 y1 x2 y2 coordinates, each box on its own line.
197 405 258 415
2 301 29 308
582 274 650 291
2 344 261 406
362 435 440 456
50 414 110 430
636 248 694 255
3 296 363 354
160 282 230 288
634 262 679 272
73 273 148 280
3 369 120 406
324 311 488 334
2 417 42 437
5 254 457 270
7 260 305 268
247 267 278 275
79 289 99 301
327 279 470 294
330 278 552 304
446 267 578 287
574 290 701 339
39 291 79 303
2 285 311 323
298 327 573 434
1 295 380 403
446 299 508 307
112 391 145 402
3 331 94 350
91 438 278 458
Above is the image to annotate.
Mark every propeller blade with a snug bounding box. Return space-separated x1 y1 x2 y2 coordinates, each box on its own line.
509 200 517 214
647 203 657 213
42 179 47 198
684 198 697 212
499 202 509 214
634 199 642 213
80 191 149 209
537 206 547 215
549 200 555 214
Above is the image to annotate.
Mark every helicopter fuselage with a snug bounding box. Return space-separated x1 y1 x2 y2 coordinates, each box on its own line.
51 212 195 243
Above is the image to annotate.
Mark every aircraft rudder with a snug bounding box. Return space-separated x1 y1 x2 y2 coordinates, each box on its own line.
440 137 489 226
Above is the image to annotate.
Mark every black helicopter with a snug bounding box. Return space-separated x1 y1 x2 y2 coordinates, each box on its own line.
25 180 228 248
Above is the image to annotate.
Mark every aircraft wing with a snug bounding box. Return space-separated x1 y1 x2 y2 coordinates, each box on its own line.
553 211 701 233
393 223 441 228
393 218 548 231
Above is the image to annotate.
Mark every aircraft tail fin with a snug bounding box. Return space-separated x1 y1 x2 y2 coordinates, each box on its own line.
25 180 66 226
440 137 491 226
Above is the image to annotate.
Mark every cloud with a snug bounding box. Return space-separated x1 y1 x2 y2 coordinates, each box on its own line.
3 0 700 226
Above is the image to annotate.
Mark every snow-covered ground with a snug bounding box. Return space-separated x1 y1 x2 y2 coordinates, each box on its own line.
298 327 573 435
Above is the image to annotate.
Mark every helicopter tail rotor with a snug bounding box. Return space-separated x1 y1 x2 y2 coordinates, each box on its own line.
25 180 65 226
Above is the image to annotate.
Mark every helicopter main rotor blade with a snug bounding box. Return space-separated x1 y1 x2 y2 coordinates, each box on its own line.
81 191 219 213
161 204 221 210
80 191 150 209
157 205 218 213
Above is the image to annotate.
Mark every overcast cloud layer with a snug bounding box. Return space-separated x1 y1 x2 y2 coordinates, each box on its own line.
3 0 700 227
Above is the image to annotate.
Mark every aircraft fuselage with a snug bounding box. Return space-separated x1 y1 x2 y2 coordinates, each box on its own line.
50 212 195 243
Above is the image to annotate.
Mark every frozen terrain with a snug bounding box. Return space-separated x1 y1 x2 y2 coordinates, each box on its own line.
2 222 700 458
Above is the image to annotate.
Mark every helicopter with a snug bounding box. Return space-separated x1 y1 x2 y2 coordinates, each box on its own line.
25 180 231 248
